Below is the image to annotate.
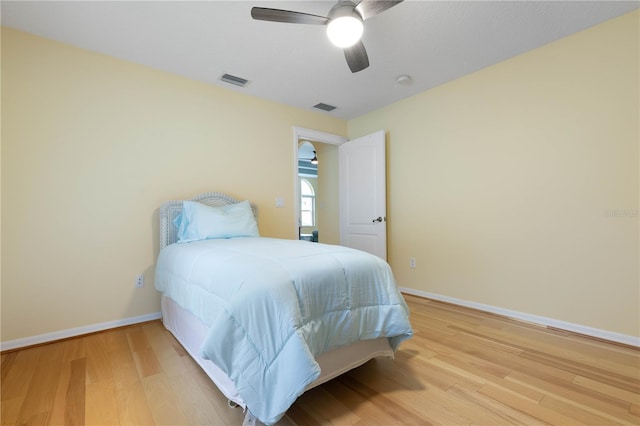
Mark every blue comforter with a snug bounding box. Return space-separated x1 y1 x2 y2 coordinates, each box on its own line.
155 237 412 424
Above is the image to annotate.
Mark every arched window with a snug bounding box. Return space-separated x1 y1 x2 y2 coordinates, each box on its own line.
300 178 316 227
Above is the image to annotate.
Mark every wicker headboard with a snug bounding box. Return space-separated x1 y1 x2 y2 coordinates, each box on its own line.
159 192 259 250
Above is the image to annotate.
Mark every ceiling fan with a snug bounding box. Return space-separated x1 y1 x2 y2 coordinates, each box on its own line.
301 151 319 165
251 0 404 73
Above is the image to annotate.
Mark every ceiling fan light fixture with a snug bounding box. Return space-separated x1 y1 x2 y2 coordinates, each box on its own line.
251 0 404 73
327 15 363 48
311 151 318 165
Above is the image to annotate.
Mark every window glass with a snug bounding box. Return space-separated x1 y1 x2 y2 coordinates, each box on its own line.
300 179 315 227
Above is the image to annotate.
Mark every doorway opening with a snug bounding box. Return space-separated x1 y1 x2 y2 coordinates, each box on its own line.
292 127 347 244
298 141 318 242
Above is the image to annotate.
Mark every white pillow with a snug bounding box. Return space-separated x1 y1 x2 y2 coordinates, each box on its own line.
174 200 259 242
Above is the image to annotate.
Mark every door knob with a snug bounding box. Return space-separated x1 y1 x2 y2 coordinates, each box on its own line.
372 216 383 223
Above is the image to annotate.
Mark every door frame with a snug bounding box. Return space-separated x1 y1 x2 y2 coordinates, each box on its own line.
292 127 348 238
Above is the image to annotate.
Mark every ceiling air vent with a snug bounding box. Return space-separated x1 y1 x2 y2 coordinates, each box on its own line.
220 73 249 87
313 103 337 112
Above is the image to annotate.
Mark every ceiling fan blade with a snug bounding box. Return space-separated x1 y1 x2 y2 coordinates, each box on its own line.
251 7 329 25
344 40 369 73
355 0 403 20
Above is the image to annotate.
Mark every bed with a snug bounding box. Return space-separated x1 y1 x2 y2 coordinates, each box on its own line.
154 192 413 425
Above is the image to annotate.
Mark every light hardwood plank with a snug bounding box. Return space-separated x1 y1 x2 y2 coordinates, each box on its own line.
0 352 17 383
572 374 640 405
327 374 432 425
165 372 227 425
294 386 362 425
69 358 87 421
15 342 65 424
103 326 141 391
1 396 24 426
183 357 246 425
142 373 191 425
85 333 112 384
132 348 162 378
479 383 579 425
49 356 85 426
62 336 86 363
506 371 638 421
1 346 42 401
114 380 156 425
539 394 626 425
126 326 163 379
85 379 119 425
447 383 547 425
144 322 190 377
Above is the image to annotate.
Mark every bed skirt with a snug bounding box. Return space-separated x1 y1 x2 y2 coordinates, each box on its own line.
160 295 395 410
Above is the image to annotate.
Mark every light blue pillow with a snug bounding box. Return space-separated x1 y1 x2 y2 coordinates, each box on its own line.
175 200 259 242
173 212 187 240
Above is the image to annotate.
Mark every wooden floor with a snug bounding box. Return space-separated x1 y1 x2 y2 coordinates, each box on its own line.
2 294 639 425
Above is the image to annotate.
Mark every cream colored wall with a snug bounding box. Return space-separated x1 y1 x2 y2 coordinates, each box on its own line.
0 28 3 329
349 11 639 337
315 142 340 244
3 11 638 343
1 28 347 342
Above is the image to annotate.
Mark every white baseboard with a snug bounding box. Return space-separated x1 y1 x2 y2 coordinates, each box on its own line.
399 287 640 348
1 312 162 352
4 291 637 351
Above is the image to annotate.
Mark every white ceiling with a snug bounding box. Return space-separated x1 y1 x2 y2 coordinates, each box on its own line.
2 1 637 120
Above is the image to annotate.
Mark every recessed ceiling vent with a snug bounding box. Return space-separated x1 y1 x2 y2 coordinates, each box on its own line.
220 73 249 87
313 103 337 112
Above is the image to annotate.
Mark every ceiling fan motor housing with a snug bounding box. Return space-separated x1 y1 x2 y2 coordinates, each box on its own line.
329 1 362 20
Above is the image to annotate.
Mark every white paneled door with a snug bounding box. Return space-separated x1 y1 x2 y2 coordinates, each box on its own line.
339 130 387 260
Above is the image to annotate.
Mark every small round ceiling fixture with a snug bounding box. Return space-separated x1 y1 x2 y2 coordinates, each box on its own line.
396 75 412 85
